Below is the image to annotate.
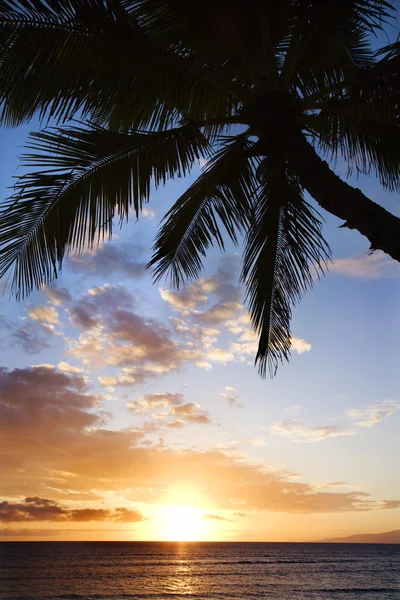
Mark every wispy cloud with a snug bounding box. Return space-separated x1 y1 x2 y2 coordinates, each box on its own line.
347 399 400 428
331 252 400 279
272 420 354 442
220 386 243 408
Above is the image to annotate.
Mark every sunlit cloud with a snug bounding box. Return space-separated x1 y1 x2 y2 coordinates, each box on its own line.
28 305 59 324
57 362 83 374
127 393 184 412
0 497 145 523
0 364 389 515
160 286 208 312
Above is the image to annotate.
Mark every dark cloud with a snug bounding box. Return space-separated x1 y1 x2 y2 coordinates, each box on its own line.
0 497 145 523
0 365 99 436
70 285 134 330
12 322 54 354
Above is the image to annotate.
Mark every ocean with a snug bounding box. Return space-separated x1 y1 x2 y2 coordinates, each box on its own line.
0 542 399 600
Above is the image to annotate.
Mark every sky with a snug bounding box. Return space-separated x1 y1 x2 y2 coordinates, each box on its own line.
0 117 400 541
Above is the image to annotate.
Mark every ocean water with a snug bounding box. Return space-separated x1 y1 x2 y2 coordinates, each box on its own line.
0 542 399 600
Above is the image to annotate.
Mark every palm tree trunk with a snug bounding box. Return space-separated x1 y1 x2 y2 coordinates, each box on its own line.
286 130 400 262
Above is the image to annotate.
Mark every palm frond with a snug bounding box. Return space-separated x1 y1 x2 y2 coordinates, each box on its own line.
149 133 259 288
241 164 330 377
129 0 293 86
0 123 209 297
0 0 241 129
305 89 400 190
282 0 393 98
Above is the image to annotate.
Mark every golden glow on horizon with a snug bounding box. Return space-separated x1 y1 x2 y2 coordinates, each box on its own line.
161 505 205 541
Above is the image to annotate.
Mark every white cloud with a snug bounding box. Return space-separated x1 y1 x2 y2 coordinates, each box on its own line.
220 386 243 408
141 207 156 220
272 420 354 443
291 336 311 354
331 252 400 279
347 399 400 428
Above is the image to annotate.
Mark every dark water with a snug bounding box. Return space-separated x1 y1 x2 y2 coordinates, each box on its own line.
0 542 399 599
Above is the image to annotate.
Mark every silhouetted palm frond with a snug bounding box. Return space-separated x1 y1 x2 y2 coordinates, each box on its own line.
0 123 208 297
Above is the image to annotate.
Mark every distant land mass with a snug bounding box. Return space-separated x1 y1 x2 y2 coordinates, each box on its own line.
318 530 400 544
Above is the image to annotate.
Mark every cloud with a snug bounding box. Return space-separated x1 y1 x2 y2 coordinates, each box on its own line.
13 322 54 354
141 207 156 219
0 528 60 537
99 369 147 389
347 399 400 429
331 252 400 279
0 366 391 516
28 305 59 324
69 284 134 330
291 336 311 354
201 514 232 522
380 500 400 510
57 362 83 374
272 420 354 442
220 386 243 408
43 286 72 306
160 286 208 312
68 287 203 381
69 242 146 278
127 393 184 412
196 301 243 325
168 402 211 424
0 497 145 523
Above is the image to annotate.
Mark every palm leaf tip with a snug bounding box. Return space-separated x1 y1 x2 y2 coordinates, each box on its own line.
242 170 331 378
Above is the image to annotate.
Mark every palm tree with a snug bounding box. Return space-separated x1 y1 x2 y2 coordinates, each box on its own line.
0 0 400 376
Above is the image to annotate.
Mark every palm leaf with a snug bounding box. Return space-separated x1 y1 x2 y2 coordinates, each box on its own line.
0 0 241 129
149 133 259 288
241 163 330 377
0 123 209 297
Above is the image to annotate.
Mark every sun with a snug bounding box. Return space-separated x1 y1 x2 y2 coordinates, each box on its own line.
161 505 204 541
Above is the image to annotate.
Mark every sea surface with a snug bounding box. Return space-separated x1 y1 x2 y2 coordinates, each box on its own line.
0 542 399 600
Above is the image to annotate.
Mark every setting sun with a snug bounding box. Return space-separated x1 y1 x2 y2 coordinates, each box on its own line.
161 506 204 541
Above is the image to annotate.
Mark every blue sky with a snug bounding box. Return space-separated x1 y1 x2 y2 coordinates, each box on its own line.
0 108 399 541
